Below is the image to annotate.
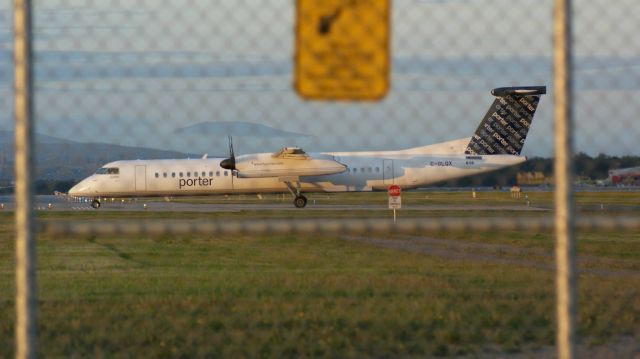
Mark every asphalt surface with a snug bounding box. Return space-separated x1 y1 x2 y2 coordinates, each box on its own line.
0 195 549 212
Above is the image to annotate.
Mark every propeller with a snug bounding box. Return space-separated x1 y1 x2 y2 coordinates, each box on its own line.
220 135 236 171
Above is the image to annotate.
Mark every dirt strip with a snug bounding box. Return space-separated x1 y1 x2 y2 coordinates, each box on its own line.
341 235 640 278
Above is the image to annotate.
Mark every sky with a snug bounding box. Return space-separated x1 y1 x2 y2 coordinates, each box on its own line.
1 0 639 157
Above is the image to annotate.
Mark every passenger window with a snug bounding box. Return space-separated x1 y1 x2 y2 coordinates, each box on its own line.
368 168 372 173
179 172 183 178
155 173 159 178
376 167 380 172
172 172 175 178
224 171 228 176
216 171 220 176
209 171 213 177
361 168 365 172
163 173 167 178
354 168 357 173
187 172 191 177
202 171 206 177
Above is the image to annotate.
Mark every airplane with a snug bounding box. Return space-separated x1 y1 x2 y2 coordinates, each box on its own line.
69 86 546 209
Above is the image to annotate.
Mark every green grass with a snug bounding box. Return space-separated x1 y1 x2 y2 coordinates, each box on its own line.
0 193 639 357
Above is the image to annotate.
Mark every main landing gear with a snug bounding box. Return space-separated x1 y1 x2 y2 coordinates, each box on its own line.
293 195 308 208
283 179 307 208
91 199 101 209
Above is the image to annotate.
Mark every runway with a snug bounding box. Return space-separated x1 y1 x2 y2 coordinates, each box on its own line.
0 195 549 212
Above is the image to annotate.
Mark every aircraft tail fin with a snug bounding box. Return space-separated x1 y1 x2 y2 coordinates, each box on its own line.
465 86 546 156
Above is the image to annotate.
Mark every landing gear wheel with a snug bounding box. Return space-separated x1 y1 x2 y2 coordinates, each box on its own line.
294 195 307 208
91 199 101 209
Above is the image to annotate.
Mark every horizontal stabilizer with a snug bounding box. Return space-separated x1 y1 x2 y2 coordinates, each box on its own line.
491 86 547 97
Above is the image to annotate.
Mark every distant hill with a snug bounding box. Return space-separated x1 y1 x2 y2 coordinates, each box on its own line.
174 121 308 138
0 130 73 145
0 131 196 181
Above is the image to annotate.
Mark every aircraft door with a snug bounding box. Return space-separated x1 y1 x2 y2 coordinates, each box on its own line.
383 159 393 185
135 165 147 191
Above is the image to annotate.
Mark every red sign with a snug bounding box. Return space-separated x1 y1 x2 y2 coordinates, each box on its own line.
388 185 401 197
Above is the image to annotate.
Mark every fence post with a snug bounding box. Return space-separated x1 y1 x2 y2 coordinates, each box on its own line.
13 0 37 358
553 0 576 358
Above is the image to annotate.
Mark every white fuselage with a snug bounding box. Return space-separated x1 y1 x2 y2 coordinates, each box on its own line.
69 138 527 198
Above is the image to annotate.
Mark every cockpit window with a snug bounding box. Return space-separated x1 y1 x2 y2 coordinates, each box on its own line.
95 167 119 175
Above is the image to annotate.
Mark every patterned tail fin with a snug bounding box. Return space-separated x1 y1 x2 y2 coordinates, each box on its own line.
465 86 546 156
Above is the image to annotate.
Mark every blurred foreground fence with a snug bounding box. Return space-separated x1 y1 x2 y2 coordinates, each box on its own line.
40 216 640 237
9 0 640 358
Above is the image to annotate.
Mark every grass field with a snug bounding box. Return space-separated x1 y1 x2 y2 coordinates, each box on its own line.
1 192 639 357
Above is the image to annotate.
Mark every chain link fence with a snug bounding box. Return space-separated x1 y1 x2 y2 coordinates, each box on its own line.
11 0 637 241
5 0 640 358
8 0 557 178
2 1 636 188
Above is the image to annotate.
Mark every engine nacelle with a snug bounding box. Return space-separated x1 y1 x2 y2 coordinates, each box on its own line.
233 153 347 178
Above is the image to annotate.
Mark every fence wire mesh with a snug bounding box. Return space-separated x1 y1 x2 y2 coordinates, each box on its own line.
0 1 637 191
3 0 640 358
5 0 556 180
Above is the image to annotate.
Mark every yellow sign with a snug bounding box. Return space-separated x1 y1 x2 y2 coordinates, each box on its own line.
295 0 390 100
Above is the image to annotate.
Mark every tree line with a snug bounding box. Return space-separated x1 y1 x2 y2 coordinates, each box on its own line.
443 153 640 187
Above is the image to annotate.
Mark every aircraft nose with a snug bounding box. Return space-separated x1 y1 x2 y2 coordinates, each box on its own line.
68 183 80 197
68 181 90 197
